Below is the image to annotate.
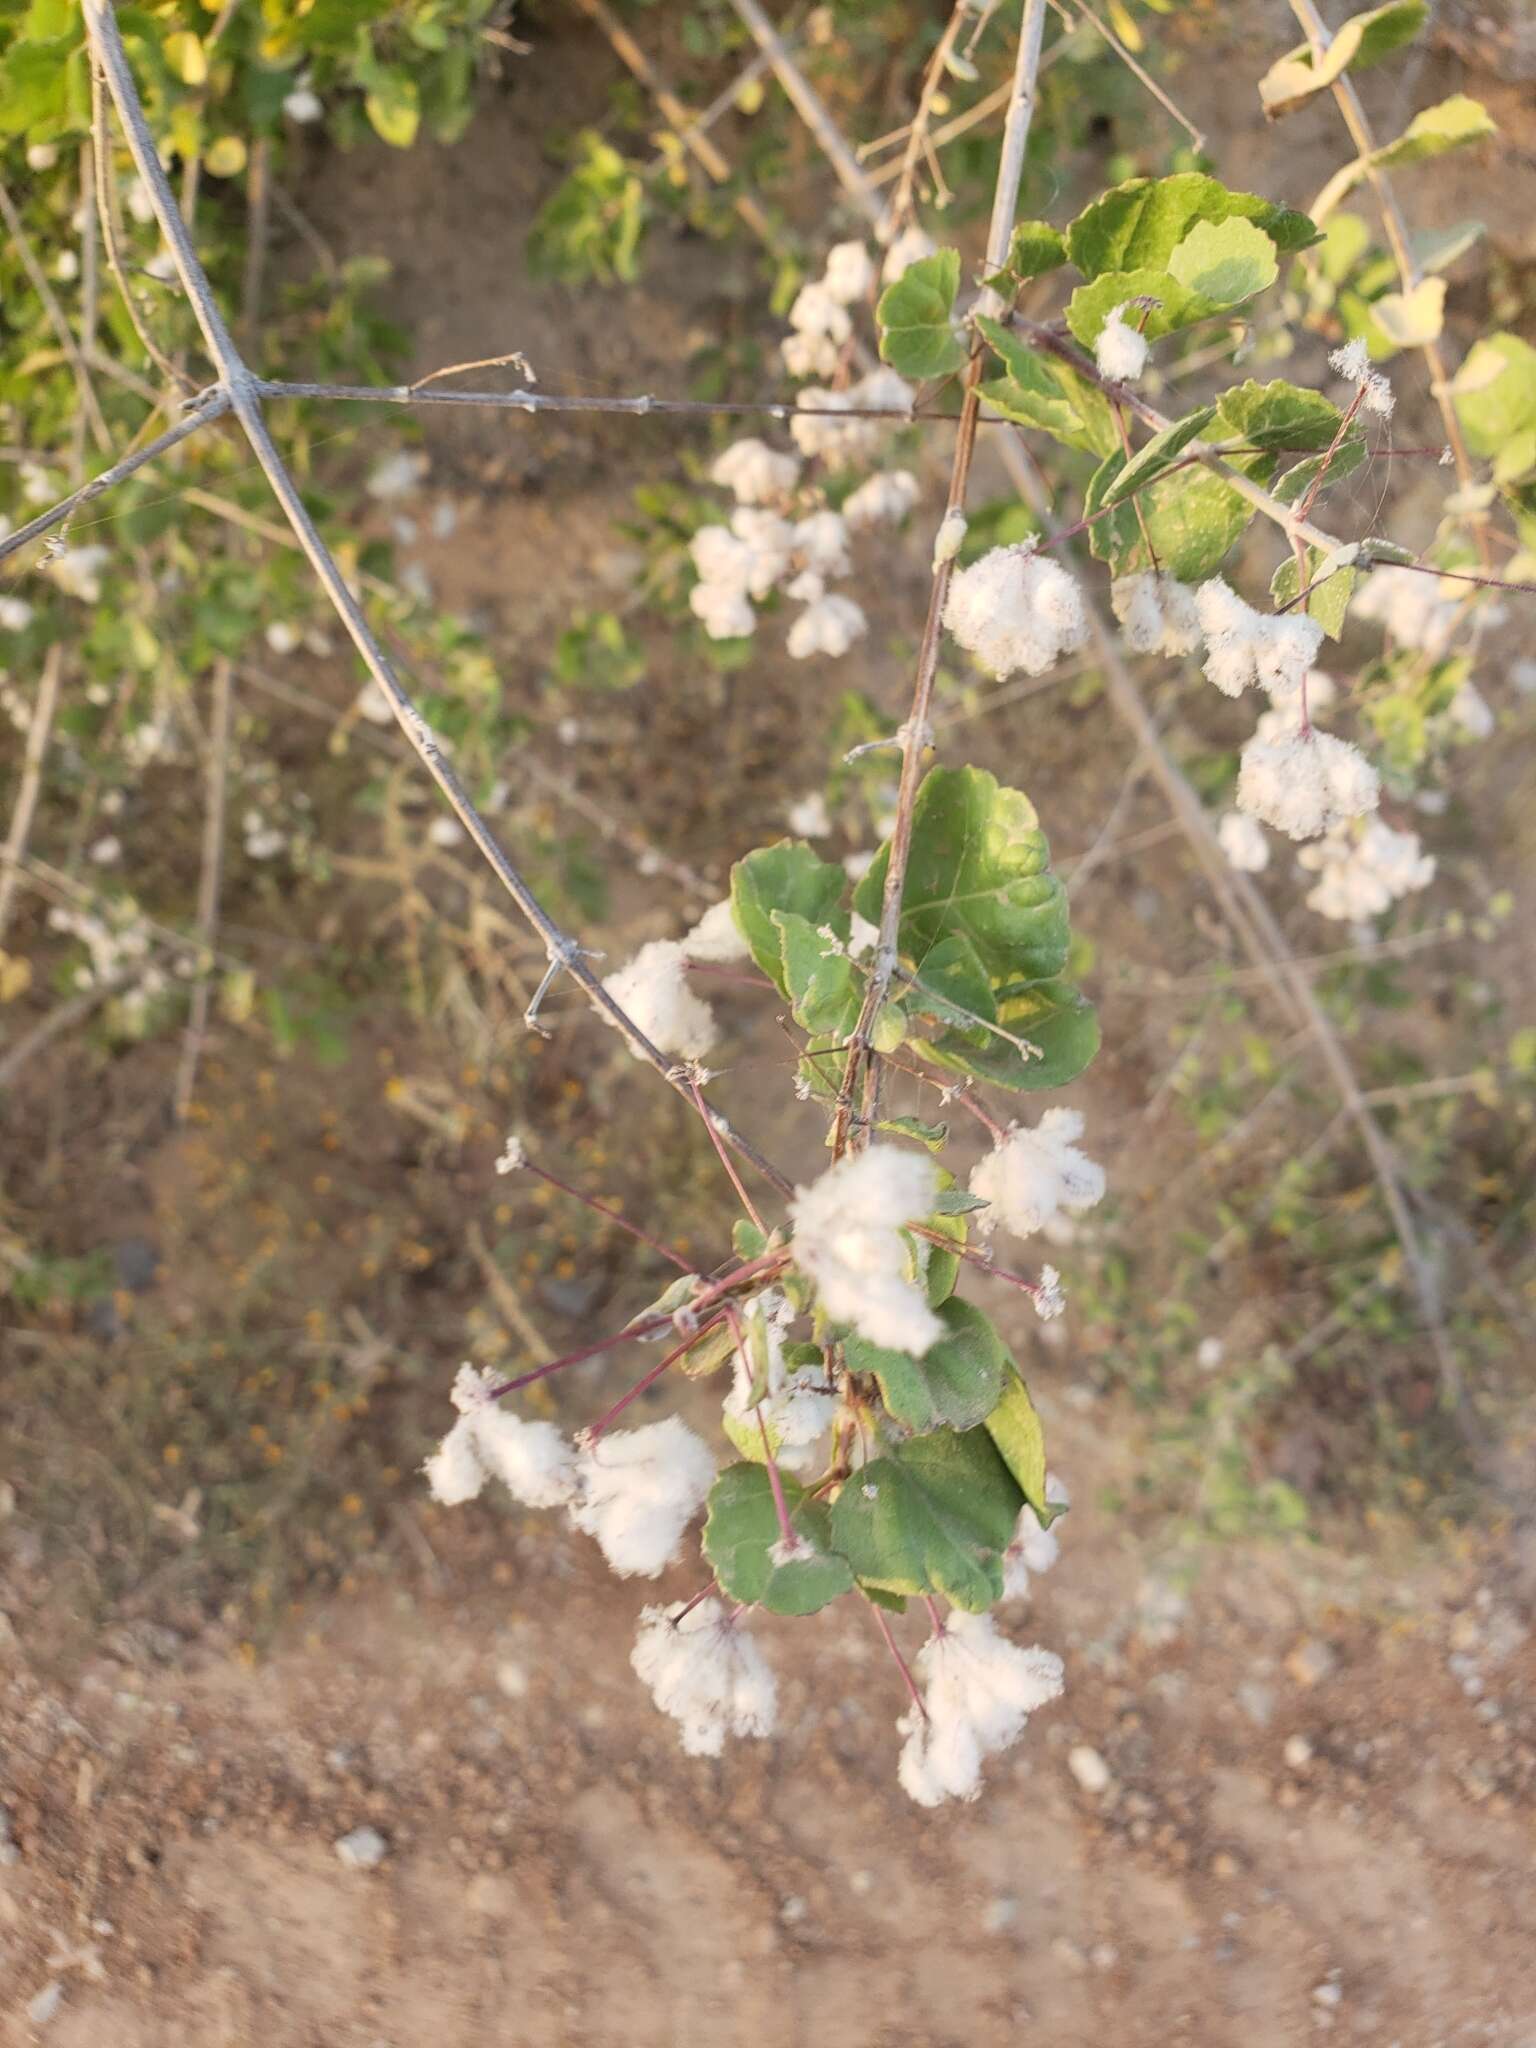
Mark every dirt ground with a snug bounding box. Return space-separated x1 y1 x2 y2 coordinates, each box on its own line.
5 2 1536 2041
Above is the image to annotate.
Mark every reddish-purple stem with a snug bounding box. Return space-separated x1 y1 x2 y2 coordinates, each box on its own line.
869 1600 928 1722
585 1315 725 1441
522 1156 696 1274
689 1070 768 1236
909 1225 1051 1304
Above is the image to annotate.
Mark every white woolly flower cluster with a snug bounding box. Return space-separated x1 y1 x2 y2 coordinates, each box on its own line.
688 495 882 659
1217 808 1271 873
681 896 751 964
602 937 718 1060
791 1145 943 1356
1329 337 1395 420
1236 727 1379 841
1094 303 1149 384
1195 578 1324 700
571 1416 718 1578
897 1610 1065 1806
943 544 1089 679
843 468 920 529
1351 564 1460 657
1297 817 1435 922
723 1290 837 1475
970 1109 1106 1243
781 239 876 376
427 1366 718 1582
709 437 802 505
1111 572 1201 657
789 368 915 466
46 543 110 604
632 1600 778 1757
1001 1472 1070 1601
424 1364 578 1509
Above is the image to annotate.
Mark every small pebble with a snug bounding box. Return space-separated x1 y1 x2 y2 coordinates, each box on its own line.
335 1826 388 1871
984 1896 1018 1933
1312 1978 1343 2009
1284 1734 1314 1769
27 1983 63 2027
1285 1639 1337 1688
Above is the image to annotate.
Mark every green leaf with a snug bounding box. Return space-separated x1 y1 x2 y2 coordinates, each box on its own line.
977 316 1119 456
829 1427 1023 1612
1066 173 1317 281
1372 276 1446 348
914 1207 964 1307
844 1295 1009 1434
985 1371 1053 1520
921 978 1100 1093
1065 266 1192 347
703 1465 854 1616
364 71 420 149
1451 333 1536 460
1100 406 1215 509
1166 217 1278 306
992 219 1068 286
1271 550 1357 641
904 931 997 1036
1213 378 1344 452
1271 435 1368 504
876 1114 949 1151
1370 93 1494 170
1086 448 1253 581
854 765 1068 983
731 841 847 988
876 249 967 380
1259 1 1427 117
774 911 860 1036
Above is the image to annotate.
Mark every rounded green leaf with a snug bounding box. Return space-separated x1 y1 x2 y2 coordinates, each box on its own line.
843 1295 1008 1433
829 1427 1023 1613
703 1464 854 1616
730 841 848 988
1166 218 1278 308
876 249 967 380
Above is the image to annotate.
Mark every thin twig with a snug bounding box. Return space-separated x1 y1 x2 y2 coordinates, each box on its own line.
0 180 111 454
887 1 973 234
90 62 198 397
173 657 232 1122
1046 0 1205 151
81 0 793 1205
0 389 230 567
0 647 64 945
572 0 780 247
728 0 885 228
834 0 1050 1153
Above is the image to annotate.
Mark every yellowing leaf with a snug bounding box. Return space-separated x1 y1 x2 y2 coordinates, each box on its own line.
163 30 207 85
204 133 246 177
1372 276 1445 348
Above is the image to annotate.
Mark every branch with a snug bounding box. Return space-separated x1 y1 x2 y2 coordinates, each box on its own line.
0 387 231 568
727 0 885 228
79 0 793 1206
834 0 1051 1152
253 375 946 426
1286 0 1487 562
173 656 232 1123
0 646 63 945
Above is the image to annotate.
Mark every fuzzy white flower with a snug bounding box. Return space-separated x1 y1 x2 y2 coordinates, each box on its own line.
1111 572 1201 657
1350 564 1459 657
793 509 851 578
425 1363 577 1509
791 1146 943 1356
843 469 920 529
1196 578 1324 699
46 543 109 604
53 248 79 284
88 834 122 866
242 810 286 861
789 372 913 467
570 1416 716 1577
632 1600 778 1756
602 938 717 1060
732 507 798 593
970 1108 1106 1242
1328 337 1394 419
354 678 395 726
786 791 832 838
265 621 301 656
1001 1472 1070 1600
782 329 840 379
682 897 750 964
1094 303 1149 383
690 578 756 640
26 142 59 171
823 240 876 304
787 593 867 660
723 1291 837 1475
881 223 938 283
1298 817 1435 921
1217 808 1271 873
1236 728 1379 841
0 598 34 632
710 437 801 505
428 815 464 848
495 1132 527 1174
284 85 323 123
897 1610 1065 1807
789 279 853 345
943 544 1088 679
